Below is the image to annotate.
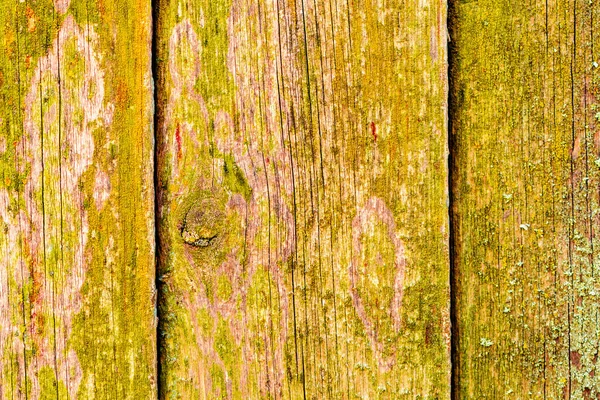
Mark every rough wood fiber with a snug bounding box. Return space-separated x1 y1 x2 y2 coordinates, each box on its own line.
155 0 450 398
0 1 156 398
450 0 600 397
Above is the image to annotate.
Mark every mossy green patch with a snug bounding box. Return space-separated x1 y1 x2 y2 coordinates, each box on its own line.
216 273 233 301
222 154 251 200
197 307 213 337
38 366 68 400
209 363 228 399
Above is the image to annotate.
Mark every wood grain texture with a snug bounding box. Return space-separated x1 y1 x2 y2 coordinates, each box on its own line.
450 0 600 397
155 0 450 398
0 1 156 398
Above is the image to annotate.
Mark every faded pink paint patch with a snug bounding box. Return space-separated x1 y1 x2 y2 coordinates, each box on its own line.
430 23 438 61
166 20 209 178
53 0 71 14
224 4 301 394
350 196 406 371
175 123 182 159
93 169 111 210
169 19 201 96
0 189 23 380
16 15 106 398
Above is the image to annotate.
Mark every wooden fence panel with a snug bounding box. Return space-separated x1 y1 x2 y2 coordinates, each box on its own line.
450 0 600 397
154 0 450 398
0 0 156 398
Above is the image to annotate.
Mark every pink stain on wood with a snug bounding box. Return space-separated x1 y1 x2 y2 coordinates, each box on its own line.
350 196 406 371
166 20 209 178
5 15 107 398
0 190 21 380
175 123 182 159
93 169 111 210
168 20 201 96
203 110 292 396
53 0 71 14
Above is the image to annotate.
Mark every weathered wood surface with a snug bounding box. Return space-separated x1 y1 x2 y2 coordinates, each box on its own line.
15 0 600 398
0 0 156 398
155 0 450 398
450 0 600 397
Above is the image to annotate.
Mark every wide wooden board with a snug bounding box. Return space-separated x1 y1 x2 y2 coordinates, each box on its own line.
450 0 600 397
0 0 156 398
155 0 450 398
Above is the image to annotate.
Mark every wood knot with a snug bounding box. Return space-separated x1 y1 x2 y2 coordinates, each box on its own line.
180 199 223 248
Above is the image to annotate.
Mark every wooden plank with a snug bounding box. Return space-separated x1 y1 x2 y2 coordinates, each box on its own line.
155 0 450 398
450 0 600 397
0 0 156 398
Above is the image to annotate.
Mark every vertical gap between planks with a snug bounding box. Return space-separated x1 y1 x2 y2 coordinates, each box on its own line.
151 0 163 397
447 0 459 398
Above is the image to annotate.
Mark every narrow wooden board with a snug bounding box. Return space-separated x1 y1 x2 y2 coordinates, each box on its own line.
155 0 450 398
450 0 600 397
0 0 156 398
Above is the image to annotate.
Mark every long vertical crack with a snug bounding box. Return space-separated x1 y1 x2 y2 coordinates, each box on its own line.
151 0 163 397
447 1 460 398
